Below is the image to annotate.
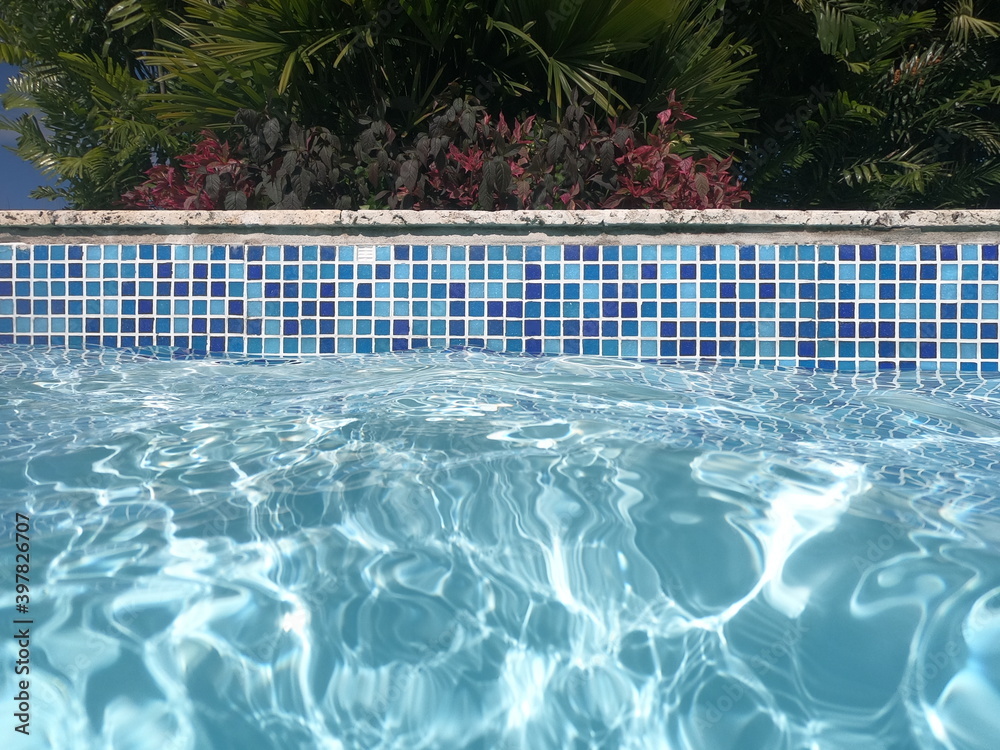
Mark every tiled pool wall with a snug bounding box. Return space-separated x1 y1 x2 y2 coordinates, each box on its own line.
2 210 999 372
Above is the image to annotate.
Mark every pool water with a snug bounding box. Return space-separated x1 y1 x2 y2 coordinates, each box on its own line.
2 346 1000 750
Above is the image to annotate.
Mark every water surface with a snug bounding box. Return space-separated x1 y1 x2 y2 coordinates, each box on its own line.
1 346 999 749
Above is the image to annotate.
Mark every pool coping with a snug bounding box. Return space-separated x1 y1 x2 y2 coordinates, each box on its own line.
3 209 1000 245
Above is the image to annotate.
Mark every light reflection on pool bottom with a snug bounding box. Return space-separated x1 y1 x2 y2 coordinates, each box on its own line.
1 346 1000 750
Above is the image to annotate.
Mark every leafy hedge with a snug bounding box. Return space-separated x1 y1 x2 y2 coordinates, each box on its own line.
121 95 749 210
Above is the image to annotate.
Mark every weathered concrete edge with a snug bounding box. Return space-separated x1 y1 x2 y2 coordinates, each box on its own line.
2 208 1000 229
2 209 999 246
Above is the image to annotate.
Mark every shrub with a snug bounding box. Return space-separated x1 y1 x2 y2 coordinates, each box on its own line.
120 133 252 210
122 95 750 210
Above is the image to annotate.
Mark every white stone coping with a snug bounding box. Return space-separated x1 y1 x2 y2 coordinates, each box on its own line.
2 208 1000 228
2 209 999 244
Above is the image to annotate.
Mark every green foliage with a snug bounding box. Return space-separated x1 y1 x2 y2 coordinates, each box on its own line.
127 95 750 210
0 0 189 207
734 0 1000 208
143 0 755 155
3 0 754 207
8 0 999 209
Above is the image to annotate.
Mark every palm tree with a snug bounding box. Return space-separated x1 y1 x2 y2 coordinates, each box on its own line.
0 0 188 207
143 0 755 156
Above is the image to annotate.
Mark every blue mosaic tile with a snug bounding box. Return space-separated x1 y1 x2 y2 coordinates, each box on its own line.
2 242 999 370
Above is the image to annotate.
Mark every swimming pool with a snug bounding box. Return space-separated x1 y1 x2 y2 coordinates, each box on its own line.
2 345 999 749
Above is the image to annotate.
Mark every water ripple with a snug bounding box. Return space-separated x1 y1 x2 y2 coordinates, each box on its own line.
1 346 999 749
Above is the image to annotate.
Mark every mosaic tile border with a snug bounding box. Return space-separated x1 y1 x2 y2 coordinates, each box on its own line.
2 241 999 372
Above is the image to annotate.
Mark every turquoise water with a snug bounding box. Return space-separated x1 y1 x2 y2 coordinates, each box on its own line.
2 346 1000 750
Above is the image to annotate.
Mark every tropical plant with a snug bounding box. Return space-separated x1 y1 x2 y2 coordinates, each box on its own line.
0 0 190 207
2 0 755 207
731 0 1000 208
120 131 252 209
122 93 750 210
142 0 756 156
